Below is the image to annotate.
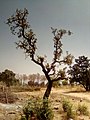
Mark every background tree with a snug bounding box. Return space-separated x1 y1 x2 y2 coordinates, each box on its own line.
6 8 73 100
22 74 27 81
0 69 18 87
68 56 90 91
15 73 23 85
28 74 37 83
0 69 18 103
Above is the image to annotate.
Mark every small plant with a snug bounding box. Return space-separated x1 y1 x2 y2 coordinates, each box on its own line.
62 99 76 120
21 98 53 120
21 115 26 120
62 99 72 112
77 103 89 115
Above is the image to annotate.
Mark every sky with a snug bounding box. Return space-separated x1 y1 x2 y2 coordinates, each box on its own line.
0 0 90 75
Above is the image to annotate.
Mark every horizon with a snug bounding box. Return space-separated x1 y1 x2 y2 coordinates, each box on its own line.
0 0 90 75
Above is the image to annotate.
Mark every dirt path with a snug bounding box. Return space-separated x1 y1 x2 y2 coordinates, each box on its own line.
51 88 90 101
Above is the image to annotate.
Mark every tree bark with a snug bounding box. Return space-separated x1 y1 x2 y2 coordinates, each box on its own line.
43 81 53 100
42 80 53 113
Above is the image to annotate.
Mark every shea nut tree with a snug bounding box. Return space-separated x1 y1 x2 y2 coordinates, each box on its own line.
6 8 73 100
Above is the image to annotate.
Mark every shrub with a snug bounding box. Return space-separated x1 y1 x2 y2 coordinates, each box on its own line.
77 103 89 115
62 80 68 86
52 81 60 87
62 99 72 112
21 98 53 120
62 99 76 119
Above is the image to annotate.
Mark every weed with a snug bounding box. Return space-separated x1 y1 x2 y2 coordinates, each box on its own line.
77 103 89 115
62 99 76 120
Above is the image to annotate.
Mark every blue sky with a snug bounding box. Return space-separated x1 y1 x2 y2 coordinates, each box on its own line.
0 0 90 75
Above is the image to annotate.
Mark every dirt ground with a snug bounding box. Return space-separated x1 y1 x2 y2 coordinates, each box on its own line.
0 86 90 120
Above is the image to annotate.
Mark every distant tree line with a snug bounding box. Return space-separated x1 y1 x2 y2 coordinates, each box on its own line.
15 73 46 84
1 55 90 92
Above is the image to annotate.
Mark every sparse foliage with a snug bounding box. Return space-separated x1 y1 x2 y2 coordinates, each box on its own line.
6 8 73 100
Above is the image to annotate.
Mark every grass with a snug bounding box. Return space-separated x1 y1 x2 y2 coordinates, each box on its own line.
58 95 90 120
61 98 76 120
77 103 89 115
11 85 41 92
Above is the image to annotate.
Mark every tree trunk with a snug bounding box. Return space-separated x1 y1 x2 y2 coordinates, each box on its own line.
2 85 5 92
5 87 8 104
85 79 90 91
86 85 90 91
43 81 53 100
86 86 88 91
42 80 53 118
89 85 90 91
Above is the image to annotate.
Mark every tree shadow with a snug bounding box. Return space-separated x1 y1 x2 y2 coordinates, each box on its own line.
63 90 86 94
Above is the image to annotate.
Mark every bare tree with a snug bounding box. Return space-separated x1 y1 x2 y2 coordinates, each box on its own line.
6 8 73 100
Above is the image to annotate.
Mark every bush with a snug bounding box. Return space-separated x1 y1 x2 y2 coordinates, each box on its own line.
62 80 68 86
62 99 72 112
21 98 53 120
62 99 76 119
77 103 89 115
52 81 60 87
